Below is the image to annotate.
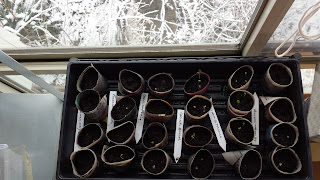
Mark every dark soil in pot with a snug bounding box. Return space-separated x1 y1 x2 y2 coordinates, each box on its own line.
111 98 135 120
80 68 98 90
187 98 211 116
273 124 296 146
73 150 95 175
230 120 254 143
185 127 212 146
269 64 291 85
121 70 141 91
231 67 252 88
143 150 166 174
185 74 209 93
143 125 165 148
271 99 294 122
104 146 134 163
230 91 253 111
273 149 298 173
149 74 173 92
79 92 99 112
146 100 172 115
108 123 134 143
191 150 214 178
240 151 261 178
78 125 101 147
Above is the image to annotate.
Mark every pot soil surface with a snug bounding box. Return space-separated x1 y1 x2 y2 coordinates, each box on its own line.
191 150 214 178
230 120 254 143
146 101 172 115
143 125 165 148
73 150 95 175
143 150 166 174
231 67 252 88
269 65 291 85
273 149 298 173
185 127 211 146
187 98 211 117
78 125 101 147
185 74 209 93
79 92 99 112
80 68 98 90
104 146 134 163
121 71 141 91
240 151 261 178
273 124 296 146
230 91 253 111
149 74 173 92
108 123 134 143
270 99 294 122
112 98 135 120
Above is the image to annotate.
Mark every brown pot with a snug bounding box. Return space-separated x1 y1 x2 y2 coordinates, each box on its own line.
187 149 215 179
101 145 135 173
183 125 214 148
265 97 297 123
142 122 168 149
111 96 138 122
269 147 302 174
228 65 254 91
263 63 293 94
76 123 105 153
227 90 254 117
185 95 213 124
267 123 299 147
106 121 135 145
147 73 175 98
70 148 101 178
225 117 254 148
141 149 172 175
145 99 174 123
235 149 262 179
75 90 108 122
118 69 145 96
76 65 107 94
184 71 210 96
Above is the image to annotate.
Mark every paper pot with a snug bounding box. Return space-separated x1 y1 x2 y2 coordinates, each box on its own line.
70 148 101 178
225 117 254 149
185 95 213 124
76 123 105 153
267 122 299 147
228 65 254 91
235 149 262 179
106 121 135 145
147 73 175 98
184 71 210 96
269 147 302 174
141 149 172 175
76 65 107 94
183 125 214 148
145 99 174 123
227 90 254 117
142 122 168 149
263 63 293 94
187 149 215 179
265 97 297 123
118 69 145 96
75 90 108 122
111 96 138 122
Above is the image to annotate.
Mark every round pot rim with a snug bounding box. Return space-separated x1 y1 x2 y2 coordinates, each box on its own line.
183 125 214 148
141 148 170 175
111 96 137 121
185 95 213 119
147 72 175 95
76 65 99 92
237 149 262 179
270 123 299 148
142 122 168 149
101 145 136 165
77 123 104 149
228 90 254 114
145 99 174 118
189 148 215 179
70 148 98 178
271 147 302 174
119 69 144 94
184 72 210 95
227 103 248 117
228 65 254 91
75 89 101 114
266 63 293 87
106 121 135 145
227 117 254 145
268 97 297 123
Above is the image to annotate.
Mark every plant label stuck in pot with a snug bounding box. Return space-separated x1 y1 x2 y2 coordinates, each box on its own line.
208 104 226 151
106 91 117 132
135 93 149 143
174 109 185 163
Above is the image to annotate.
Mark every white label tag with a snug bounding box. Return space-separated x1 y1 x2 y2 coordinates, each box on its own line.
135 93 149 143
174 109 185 163
74 110 85 152
252 92 259 145
106 91 117 132
209 105 227 152
259 96 282 106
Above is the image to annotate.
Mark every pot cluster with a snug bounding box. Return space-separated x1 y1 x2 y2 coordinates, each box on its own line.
223 63 301 179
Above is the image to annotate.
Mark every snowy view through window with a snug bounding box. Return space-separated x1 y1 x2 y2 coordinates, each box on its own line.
0 0 259 47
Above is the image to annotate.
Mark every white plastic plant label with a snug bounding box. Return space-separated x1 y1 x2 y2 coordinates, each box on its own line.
74 110 84 152
251 92 259 145
209 105 227 152
106 91 117 132
135 93 149 143
174 109 185 163
259 96 282 106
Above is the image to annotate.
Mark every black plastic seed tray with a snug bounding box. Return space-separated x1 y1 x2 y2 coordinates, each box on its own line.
57 56 313 179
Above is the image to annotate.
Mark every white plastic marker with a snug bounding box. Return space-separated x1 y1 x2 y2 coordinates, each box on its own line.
259 96 282 106
135 93 149 143
251 92 259 145
174 109 185 163
74 110 85 151
209 104 227 152
106 91 117 133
